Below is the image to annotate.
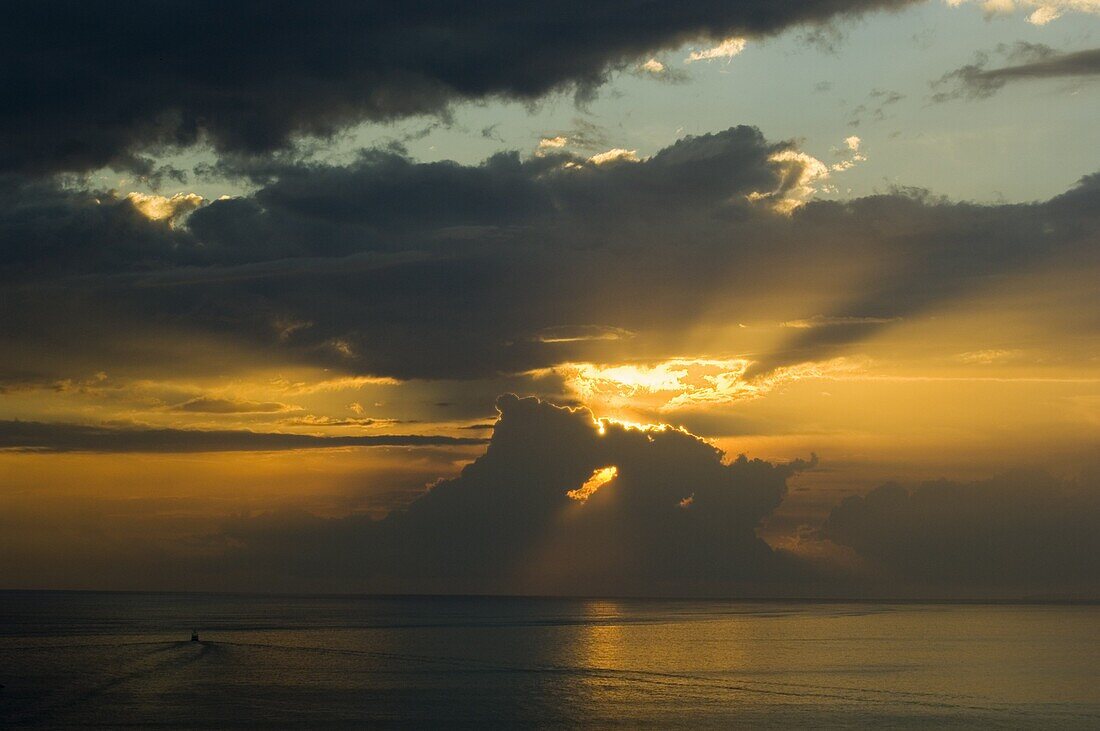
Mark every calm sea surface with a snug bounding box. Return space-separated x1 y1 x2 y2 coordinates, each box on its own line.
0 592 1097 728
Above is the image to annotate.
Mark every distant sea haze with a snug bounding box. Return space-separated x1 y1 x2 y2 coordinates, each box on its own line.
1 592 1098 727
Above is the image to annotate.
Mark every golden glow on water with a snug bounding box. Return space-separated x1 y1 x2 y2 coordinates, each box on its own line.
577 600 626 668
2 597 1098 726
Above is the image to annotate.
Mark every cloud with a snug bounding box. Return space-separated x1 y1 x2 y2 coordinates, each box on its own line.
933 45 1100 100
2 129 1099 389
0 420 485 453
0 0 923 175
554 357 864 412
279 415 403 428
587 148 641 165
533 325 636 343
945 0 1100 24
0 127 784 381
847 88 904 127
216 395 811 594
748 149 831 213
5 395 1097 598
821 468 1100 595
746 172 1100 376
171 397 293 414
125 192 205 225
781 315 900 328
685 37 748 63
556 359 755 408
537 136 569 151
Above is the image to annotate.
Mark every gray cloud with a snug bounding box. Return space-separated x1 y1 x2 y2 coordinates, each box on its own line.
5 397 1098 599
847 87 904 126
821 469 1100 597
933 44 1100 101
3 130 1100 389
216 395 813 594
746 176 1100 375
1 128 783 382
0 0 920 176
0 420 485 453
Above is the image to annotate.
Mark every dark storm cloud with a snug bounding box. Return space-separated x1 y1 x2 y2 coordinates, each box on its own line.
932 44 1100 101
217 395 812 595
2 127 786 381
0 176 186 278
821 469 1100 594
0 0 923 175
4 128 1100 385
0 420 485 453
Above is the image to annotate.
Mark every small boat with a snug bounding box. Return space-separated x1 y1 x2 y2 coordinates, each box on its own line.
191 631 200 642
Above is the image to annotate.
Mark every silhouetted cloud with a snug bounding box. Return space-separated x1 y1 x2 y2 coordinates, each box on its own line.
0 420 485 453
218 395 813 594
0 0 923 175
821 469 1100 595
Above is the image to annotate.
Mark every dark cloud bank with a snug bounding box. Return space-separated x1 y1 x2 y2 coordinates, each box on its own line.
4 128 1100 386
0 0 919 175
13 396 1096 599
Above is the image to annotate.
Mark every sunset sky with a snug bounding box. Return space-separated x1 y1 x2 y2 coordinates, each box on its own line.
2 0 1099 597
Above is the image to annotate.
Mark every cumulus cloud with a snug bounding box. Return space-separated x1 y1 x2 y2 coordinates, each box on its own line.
125 192 205 225
5 396 1097 598
216 395 811 594
0 0 923 175
748 149 831 213
821 469 1100 595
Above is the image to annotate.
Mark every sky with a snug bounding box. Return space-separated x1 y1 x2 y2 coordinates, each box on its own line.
2 0 1099 598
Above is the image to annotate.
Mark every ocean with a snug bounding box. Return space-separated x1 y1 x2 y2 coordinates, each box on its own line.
1 592 1097 728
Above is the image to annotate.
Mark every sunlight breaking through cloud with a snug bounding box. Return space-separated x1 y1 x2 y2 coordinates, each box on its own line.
685 37 747 63
567 465 618 502
554 358 866 411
